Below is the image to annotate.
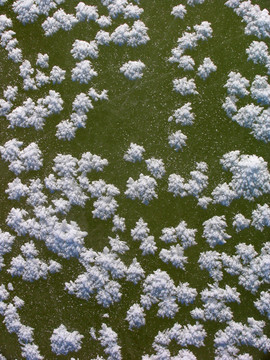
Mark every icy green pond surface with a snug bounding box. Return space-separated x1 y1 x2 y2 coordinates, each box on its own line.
0 0 270 359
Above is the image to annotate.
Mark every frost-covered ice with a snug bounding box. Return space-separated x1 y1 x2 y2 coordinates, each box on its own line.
120 60 145 80
50 324 83 355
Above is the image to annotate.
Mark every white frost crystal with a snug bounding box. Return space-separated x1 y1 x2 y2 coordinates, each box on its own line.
212 151 270 204
173 77 198 95
203 215 231 248
145 158 165 179
224 71 250 98
50 324 83 355
168 102 194 126
171 5 187 19
168 130 187 151
197 57 217 80
126 304 145 329
123 143 145 163
120 60 145 80
71 60 97 84
125 174 157 204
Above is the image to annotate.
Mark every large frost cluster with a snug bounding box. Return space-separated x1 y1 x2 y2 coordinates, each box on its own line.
8 241 61 281
212 151 270 205
71 60 97 84
56 88 108 140
65 242 144 307
222 242 270 294
197 57 217 80
214 318 270 359
42 9 78 36
111 20 149 47
0 18 22 63
246 40 270 74
0 230 15 270
97 324 122 360
0 285 43 359
71 39 99 60
169 21 213 67
131 218 157 255
223 72 270 142
123 142 145 163
160 220 197 248
4 150 113 258
173 77 198 96
0 139 43 175
168 162 209 204
143 322 206 359
140 270 197 319
191 283 240 323
2 90 63 129
226 0 270 39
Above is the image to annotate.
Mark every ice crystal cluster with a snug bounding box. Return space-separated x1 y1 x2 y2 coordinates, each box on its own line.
1 0 270 359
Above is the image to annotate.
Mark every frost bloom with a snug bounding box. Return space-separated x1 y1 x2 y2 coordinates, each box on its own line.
145 158 165 179
120 60 145 80
168 130 187 151
202 215 231 248
171 5 187 19
224 71 250 97
173 77 198 95
50 324 83 355
212 151 270 204
197 57 217 80
125 174 157 204
71 60 97 84
168 102 194 125
123 143 145 162
126 304 145 329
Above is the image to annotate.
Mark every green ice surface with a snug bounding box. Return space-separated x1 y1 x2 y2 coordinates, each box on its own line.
0 0 270 359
